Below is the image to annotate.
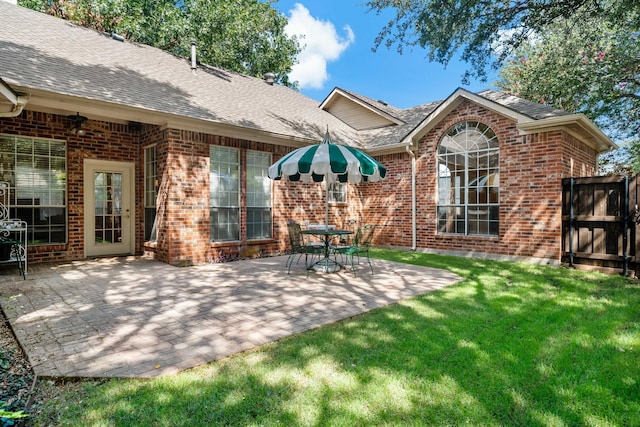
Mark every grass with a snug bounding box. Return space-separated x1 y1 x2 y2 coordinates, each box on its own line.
33 249 640 426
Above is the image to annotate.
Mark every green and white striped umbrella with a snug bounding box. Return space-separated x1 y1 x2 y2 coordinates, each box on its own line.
268 131 387 227
268 131 387 184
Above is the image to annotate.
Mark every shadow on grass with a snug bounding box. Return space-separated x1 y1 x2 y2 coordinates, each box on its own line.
41 251 640 426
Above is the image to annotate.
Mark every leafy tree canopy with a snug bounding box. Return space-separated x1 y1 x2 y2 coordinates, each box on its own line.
497 14 640 172
366 0 640 173
365 0 640 83
18 0 301 87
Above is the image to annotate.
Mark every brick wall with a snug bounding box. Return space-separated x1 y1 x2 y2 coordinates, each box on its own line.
360 100 598 262
0 100 601 267
151 131 286 265
0 111 142 263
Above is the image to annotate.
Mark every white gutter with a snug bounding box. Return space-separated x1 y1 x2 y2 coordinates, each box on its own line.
0 95 28 117
405 145 417 251
0 79 29 117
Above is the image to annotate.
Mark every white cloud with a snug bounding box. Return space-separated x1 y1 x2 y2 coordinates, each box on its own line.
284 3 355 89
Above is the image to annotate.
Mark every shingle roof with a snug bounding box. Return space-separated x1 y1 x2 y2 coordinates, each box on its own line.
0 2 588 152
477 90 571 120
0 1 358 145
326 87 572 149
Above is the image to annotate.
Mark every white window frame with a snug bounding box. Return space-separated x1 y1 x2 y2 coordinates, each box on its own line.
436 121 499 236
327 182 347 204
144 145 158 242
0 134 67 244
210 146 240 242
246 150 272 240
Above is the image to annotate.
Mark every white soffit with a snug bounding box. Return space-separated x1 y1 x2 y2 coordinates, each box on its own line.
19 87 317 148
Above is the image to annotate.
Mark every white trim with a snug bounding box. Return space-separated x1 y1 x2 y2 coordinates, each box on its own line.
517 114 617 153
83 159 135 257
320 88 404 126
0 79 29 117
402 88 531 146
0 78 18 105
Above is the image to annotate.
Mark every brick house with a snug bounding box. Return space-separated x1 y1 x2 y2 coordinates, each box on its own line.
0 2 615 268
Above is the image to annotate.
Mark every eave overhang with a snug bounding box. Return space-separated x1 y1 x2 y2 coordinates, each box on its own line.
517 114 617 153
8 86 319 149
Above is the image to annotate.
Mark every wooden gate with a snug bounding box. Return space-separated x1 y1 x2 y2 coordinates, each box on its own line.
562 175 639 276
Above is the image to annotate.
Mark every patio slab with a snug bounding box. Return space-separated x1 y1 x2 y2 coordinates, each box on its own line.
0 255 461 378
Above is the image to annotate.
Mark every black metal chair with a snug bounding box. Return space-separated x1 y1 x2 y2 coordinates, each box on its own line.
286 221 324 274
332 224 376 276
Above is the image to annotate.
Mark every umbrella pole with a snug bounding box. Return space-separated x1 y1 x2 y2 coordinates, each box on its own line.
325 182 329 229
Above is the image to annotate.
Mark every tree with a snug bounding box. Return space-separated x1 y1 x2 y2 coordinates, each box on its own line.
365 0 640 83
497 15 640 173
366 0 640 173
184 0 299 87
18 0 300 87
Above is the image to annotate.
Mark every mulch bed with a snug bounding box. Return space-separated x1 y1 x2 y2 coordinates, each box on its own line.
1 309 96 427
0 310 35 425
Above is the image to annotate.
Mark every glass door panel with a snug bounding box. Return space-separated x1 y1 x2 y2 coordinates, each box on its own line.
94 172 122 244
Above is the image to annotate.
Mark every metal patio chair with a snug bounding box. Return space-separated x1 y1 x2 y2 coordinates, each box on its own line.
332 224 376 276
286 221 324 274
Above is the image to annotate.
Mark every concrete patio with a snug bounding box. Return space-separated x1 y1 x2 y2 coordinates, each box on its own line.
0 255 461 379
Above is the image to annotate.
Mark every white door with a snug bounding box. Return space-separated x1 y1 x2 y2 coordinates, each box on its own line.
84 159 135 257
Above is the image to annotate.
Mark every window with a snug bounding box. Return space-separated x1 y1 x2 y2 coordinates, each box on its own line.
328 182 347 204
210 146 239 241
0 135 67 244
246 151 272 240
436 121 499 236
144 145 158 241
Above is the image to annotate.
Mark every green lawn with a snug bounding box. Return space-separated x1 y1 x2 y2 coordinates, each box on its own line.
34 250 640 426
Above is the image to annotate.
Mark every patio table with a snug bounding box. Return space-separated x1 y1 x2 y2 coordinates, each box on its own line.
301 229 353 273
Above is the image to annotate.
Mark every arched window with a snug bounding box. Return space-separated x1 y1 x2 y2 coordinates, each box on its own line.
436 121 499 236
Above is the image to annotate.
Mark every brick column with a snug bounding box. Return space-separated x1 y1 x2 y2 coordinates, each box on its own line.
155 129 210 266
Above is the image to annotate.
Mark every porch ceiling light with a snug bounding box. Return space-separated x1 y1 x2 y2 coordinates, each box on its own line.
68 112 87 136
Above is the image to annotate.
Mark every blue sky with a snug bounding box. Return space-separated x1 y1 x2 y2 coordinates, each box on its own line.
274 1 497 109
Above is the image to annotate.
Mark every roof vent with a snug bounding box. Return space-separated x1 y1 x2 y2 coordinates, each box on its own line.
377 100 388 106
263 72 275 85
190 40 197 74
110 33 125 42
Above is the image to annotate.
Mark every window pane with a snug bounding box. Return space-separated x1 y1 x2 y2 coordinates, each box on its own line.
210 147 240 241
247 207 272 240
210 207 239 241
328 182 347 204
436 122 499 236
246 151 272 240
144 145 158 241
0 135 66 244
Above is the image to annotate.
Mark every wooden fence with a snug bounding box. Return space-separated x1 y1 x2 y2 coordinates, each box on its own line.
562 175 639 276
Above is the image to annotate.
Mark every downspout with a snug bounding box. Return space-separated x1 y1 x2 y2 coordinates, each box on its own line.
406 145 417 251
